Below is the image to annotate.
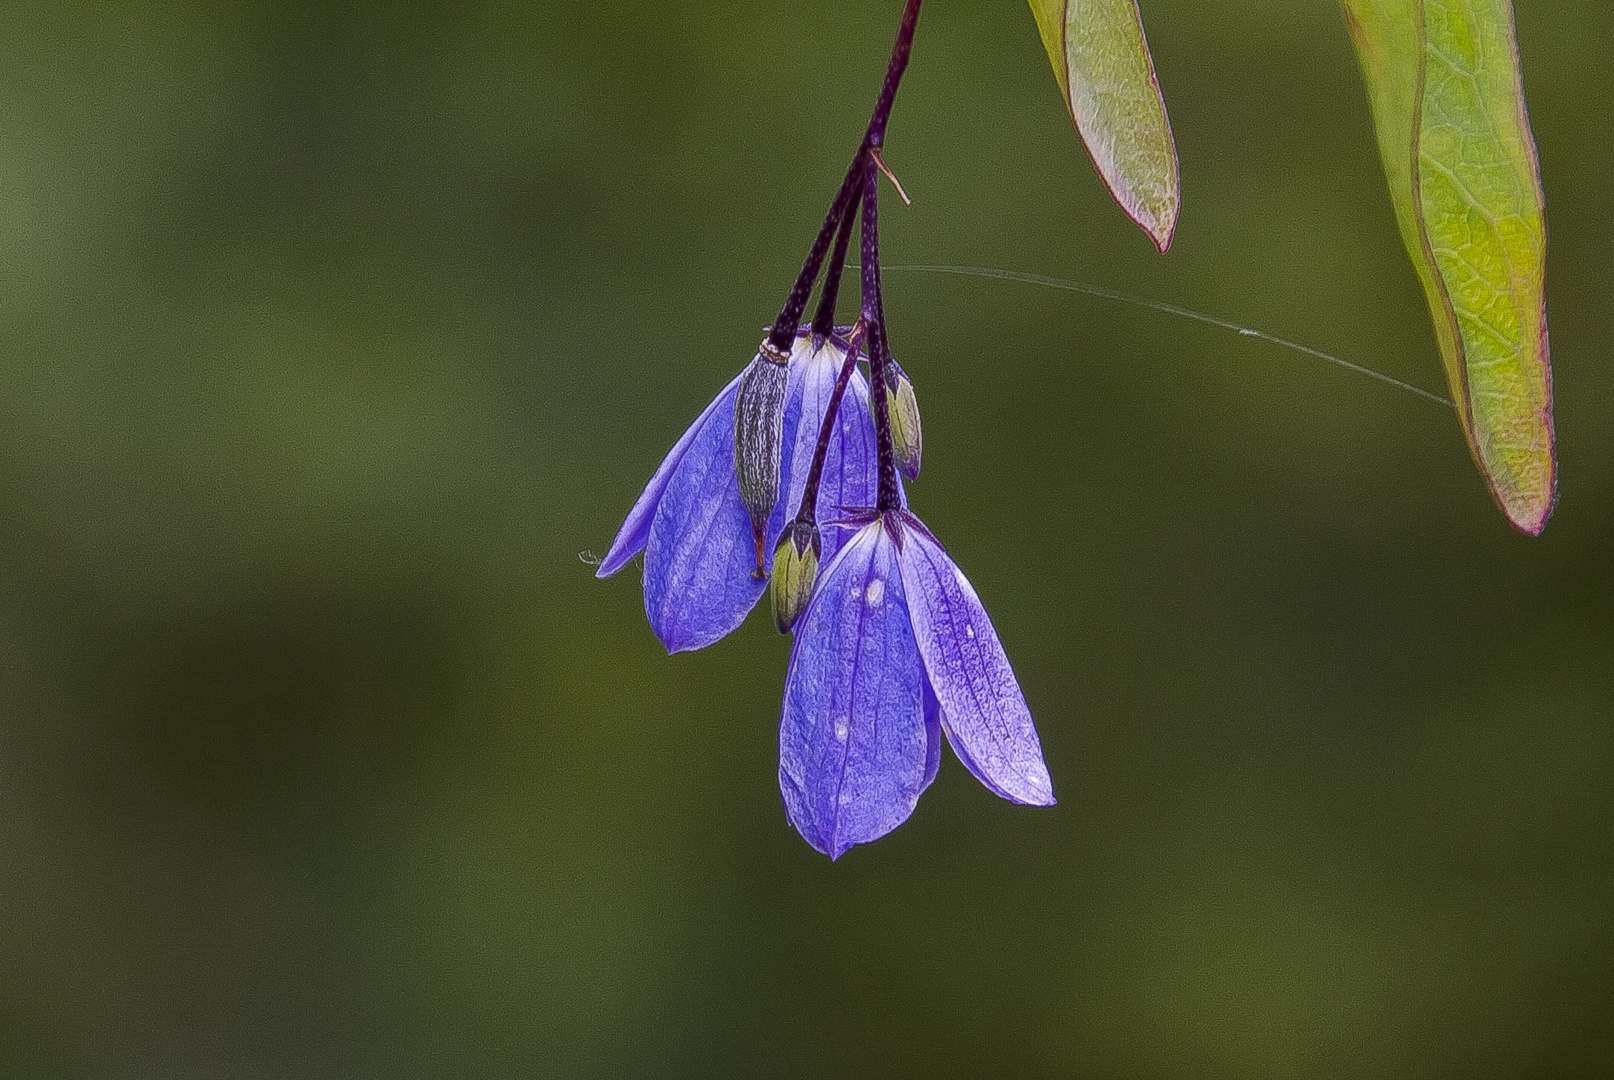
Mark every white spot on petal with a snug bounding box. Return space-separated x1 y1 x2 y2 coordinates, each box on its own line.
834 721 849 742
965 625 975 639
865 578 885 607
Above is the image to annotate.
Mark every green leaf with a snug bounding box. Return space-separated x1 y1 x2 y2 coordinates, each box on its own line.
1028 0 1180 251
1344 0 1555 534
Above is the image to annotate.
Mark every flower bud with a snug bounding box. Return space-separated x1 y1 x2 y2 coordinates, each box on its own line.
770 520 821 634
735 341 791 569
878 358 922 481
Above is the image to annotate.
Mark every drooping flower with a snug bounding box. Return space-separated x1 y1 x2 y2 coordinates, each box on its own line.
786 334 896 569
770 326 896 635
598 0 1053 861
778 510 1054 859
596 333 889 653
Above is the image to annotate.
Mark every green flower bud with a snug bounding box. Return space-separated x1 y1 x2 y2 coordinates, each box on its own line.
770 520 821 634
735 341 792 568
880 358 922 481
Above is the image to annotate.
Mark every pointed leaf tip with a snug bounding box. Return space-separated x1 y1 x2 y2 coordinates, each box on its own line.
1345 0 1555 532
1029 0 1180 250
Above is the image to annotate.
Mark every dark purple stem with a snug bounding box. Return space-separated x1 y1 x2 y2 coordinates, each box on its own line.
767 0 923 352
860 164 901 515
792 322 867 527
863 0 922 152
810 190 861 342
767 165 864 354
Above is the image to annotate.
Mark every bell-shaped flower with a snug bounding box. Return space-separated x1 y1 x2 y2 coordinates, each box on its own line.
781 334 900 569
778 510 1054 859
597 333 891 654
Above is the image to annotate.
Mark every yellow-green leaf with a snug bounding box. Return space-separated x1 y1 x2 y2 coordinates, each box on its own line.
1028 0 1180 251
1344 0 1555 533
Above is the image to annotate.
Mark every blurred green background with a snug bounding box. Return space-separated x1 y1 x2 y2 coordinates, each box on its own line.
0 1 1609 1076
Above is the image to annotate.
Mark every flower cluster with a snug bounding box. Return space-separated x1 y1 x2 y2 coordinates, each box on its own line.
597 0 1052 858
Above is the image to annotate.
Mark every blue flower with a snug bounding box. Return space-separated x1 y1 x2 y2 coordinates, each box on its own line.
597 335 889 653
786 335 899 567
779 510 1054 859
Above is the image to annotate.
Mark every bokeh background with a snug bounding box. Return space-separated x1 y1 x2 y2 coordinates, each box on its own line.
0 1 1609 1076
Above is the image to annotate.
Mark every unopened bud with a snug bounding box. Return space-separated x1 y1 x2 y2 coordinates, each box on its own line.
770 520 821 633
735 341 791 566
877 358 922 481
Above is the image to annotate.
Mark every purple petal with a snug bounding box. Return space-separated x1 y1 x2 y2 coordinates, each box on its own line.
922 676 943 790
782 342 839 514
854 367 909 516
896 519 1054 806
597 371 744 579
779 522 934 859
643 367 799 653
782 344 901 568
818 368 891 565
